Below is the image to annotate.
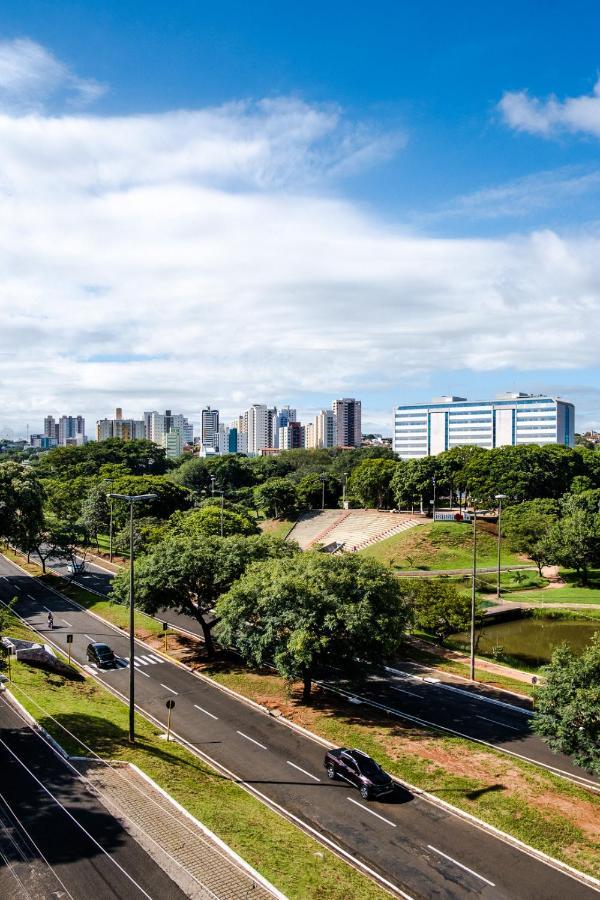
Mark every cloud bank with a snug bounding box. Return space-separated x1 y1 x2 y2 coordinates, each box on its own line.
499 75 600 139
1 40 599 434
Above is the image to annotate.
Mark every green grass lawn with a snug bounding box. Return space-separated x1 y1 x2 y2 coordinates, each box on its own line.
259 517 297 540
2 614 388 900
509 586 600 605
360 522 526 570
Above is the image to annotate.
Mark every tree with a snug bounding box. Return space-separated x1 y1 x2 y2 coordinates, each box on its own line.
111 533 296 656
348 459 398 508
172 505 259 538
106 475 192 529
391 457 438 511
216 553 411 702
80 485 110 548
501 499 560 576
253 478 298 518
0 461 45 548
295 473 324 511
533 633 600 775
407 579 476 642
547 497 600 585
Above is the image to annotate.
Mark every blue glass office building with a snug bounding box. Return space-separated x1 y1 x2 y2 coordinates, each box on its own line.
393 393 575 459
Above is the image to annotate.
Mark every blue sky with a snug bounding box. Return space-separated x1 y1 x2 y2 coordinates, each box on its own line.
0 1 599 435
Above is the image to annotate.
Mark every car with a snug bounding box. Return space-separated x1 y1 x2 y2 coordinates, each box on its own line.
86 642 116 668
324 747 395 800
67 561 86 575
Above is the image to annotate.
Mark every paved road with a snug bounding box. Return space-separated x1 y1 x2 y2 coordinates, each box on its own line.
55 551 600 791
2 554 598 899
0 691 185 900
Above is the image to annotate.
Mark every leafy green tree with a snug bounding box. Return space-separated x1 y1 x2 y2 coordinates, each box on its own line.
407 579 476 642
391 457 438 511
533 633 600 775
0 461 45 548
217 552 411 702
463 445 585 506
80 484 110 548
171 505 259 538
43 475 96 527
348 458 398 508
35 439 171 480
107 475 192 529
253 478 298 518
112 533 296 656
501 499 560 576
547 496 600 585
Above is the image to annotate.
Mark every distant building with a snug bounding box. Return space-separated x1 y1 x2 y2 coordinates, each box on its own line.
242 404 272 455
279 421 304 450
333 398 361 448
96 409 145 442
201 406 220 451
393 393 576 459
44 414 86 446
144 410 193 447
30 434 56 449
162 426 184 459
304 422 316 449
315 409 336 448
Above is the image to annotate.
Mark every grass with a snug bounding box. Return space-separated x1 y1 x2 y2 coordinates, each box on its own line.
2 613 388 900
360 522 526 570
509 586 600 605
259 517 297 540
200 659 600 879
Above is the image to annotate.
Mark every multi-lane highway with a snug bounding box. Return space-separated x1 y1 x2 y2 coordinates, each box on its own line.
53 550 600 791
2 552 598 899
0 690 185 900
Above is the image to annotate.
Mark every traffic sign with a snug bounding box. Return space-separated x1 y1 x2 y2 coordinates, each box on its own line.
66 633 73 643
165 698 175 710
165 698 175 741
162 621 168 631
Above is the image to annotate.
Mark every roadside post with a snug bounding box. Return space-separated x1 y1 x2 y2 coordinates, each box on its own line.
163 621 168 652
1 644 11 681
165 698 175 740
66 632 73 665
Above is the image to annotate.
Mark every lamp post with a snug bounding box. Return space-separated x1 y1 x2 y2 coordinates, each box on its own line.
103 479 114 562
320 474 326 510
431 475 437 520
214 489 225 537
107 492 156 743
342 472 349 507
470 505 478 681
210 475 216 497
495 494 507 602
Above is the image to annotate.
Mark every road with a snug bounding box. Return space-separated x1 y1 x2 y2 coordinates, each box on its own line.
0 690 186 900
1 553 598 899
56 551 600 791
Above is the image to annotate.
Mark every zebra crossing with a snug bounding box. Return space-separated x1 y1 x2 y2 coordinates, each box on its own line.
85 652 165 674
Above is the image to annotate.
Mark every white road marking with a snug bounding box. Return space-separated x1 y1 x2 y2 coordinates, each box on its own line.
62 620 72 627
476 715 521 732
138 655 158 664
427 845 495 887
287 761 321 781
31 596 41 603
347 797 396 827
137 669 151 678
194 704 218 720
391 686 423 699
160 683 178 695
236 730 267 750
423 677 440 683
148 655 164 663
135 656 149 665
84 634 95 641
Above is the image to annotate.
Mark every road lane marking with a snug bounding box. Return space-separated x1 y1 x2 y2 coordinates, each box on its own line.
390 686 423 699
135 656 149 665
287 761 321 781
236 730 267 750
427 845 495 887
476 715 521 732
84 634 95 641
62 620 72 627
138 655 158 664
194 704 218 720
137 669 150 678
160 683 178 695
346 797 396 827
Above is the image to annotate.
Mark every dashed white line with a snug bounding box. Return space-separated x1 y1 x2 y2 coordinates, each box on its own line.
194 704 218 720
346 797 396 827
137 669 151 678
476 715 521 732
391 686 423 699
160 683 178 695
427 845 495 887
236 730 267 750
84 634 95 641
62 619 72 627
287 761 321 781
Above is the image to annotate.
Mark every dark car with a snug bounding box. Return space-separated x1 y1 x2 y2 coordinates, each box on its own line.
324 747 395 800
86 642 116 668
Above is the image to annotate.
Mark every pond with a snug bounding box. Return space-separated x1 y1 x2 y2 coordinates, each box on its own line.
449 615 599 667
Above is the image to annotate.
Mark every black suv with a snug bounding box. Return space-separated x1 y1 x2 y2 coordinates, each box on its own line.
324 747 394 800
86 642 117 668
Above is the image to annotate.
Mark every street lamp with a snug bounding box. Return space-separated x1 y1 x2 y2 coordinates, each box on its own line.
213 489 225 537
431 475 437 520
342 472 349 507
319 473 327 511
107 492 156 743
103 479 114 562
210 475 216 497
470 504 479 681
495 494 507 602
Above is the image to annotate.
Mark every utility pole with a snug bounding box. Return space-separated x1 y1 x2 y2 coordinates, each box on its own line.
470 507 478 681
495 494 507 602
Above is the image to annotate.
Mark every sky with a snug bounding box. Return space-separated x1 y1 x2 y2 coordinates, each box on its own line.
1 1 600 438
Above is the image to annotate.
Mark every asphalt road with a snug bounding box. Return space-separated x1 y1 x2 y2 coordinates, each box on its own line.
56 551 600 791
2 554 598 899
0 690 185 900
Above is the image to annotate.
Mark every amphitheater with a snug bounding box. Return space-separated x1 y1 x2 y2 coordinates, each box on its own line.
285 509 425 552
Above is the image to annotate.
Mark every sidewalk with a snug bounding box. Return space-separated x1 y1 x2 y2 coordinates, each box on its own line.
407 636 538 686
75 758 283 900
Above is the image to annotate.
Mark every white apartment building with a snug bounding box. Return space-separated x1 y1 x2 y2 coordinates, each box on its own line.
243 404 271 455
333 398 362 448
201 406 219 450
315 409 336 448
144 410 193 447
304 422 315 449
44 414 86 446
393 393 575 459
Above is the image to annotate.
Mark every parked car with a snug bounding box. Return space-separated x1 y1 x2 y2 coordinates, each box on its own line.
324 747 395 800
67 560 86 575
86 642 116 668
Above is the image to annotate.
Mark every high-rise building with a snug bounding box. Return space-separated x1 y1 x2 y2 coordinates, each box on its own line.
393 393 576 459
44 414 85 446
201 406 220 451
304 422 316 449
315 409 336 448
44 415 58 443
162 427 184 459
243 404 271 455
144 410 193 447
333 398 361 448
96 409 145 442
279 421 304 450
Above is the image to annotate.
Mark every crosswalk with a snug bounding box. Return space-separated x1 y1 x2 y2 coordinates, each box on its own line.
85 653 164 674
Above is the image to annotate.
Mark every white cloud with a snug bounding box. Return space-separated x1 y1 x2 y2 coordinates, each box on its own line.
0 38 105 112
0 44 599 436
499 76 600 138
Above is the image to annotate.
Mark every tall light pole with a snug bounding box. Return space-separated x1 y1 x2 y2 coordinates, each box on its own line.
214 489 225 537
470 505 478 681
495 494 507 602
107 492 156 743
210 475 216 497
320 473 326 510
342 472 349 507
104 479 114 562
431 475 437 520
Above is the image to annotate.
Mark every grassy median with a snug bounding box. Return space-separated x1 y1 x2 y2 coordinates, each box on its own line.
2 612 389 900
